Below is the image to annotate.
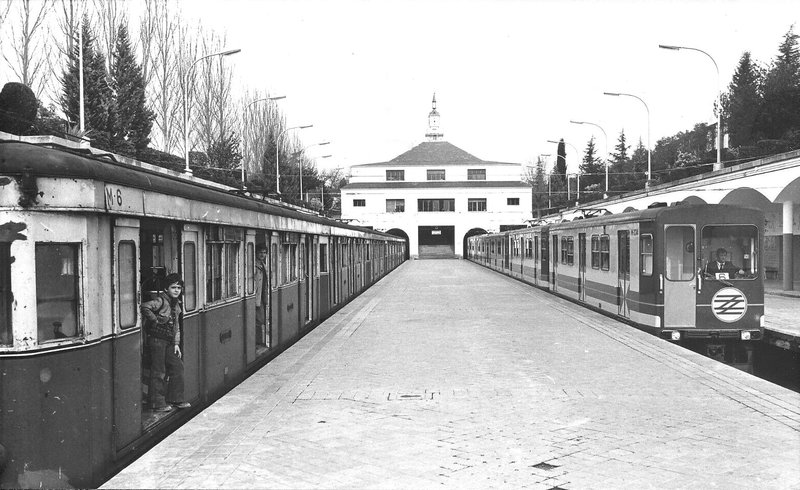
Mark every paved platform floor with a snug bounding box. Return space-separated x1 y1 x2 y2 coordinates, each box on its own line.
104 260 800 489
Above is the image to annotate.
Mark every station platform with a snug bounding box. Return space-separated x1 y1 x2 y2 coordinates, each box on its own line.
103 260 800 489
764 281 800 351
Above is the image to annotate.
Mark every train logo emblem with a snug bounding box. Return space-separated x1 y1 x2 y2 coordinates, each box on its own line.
711 287 747 323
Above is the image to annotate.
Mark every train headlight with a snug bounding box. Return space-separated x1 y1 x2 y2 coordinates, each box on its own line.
741 331 751 341
670 331 681 341
760 316 766 328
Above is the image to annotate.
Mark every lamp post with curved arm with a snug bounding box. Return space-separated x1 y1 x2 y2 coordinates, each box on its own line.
295 142 330 201
570 120 609 198
659 44 722 171
275 125 312 195
547 139 581 203
183 48 241 174
242 95 286 188
604 91 651 186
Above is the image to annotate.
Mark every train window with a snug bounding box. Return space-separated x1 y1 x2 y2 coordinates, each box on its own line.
560 237 567 264
701 225 759 279
640 234 653 276
534 237 539 261
566 237 575 266
270 243 278 286
246 242 255 295
366 243 371 261
206 226 241 302
118 241 137 329
183 242 197 311
36 243 80 342
600 235 610 271
665 226 695 281
1 243 11 345
300 243 305 279
282 244 298 283
320 244 328 273
591 235 600 269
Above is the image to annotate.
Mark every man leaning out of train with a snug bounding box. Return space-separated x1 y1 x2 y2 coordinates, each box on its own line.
141 273 191 412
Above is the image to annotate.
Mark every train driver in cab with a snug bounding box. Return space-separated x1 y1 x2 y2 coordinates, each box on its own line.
705 248 745 279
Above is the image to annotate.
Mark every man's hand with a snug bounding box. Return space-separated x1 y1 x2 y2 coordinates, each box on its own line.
157 314 171 324
174 345 182 358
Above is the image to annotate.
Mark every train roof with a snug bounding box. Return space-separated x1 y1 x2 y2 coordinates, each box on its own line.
0 140 403 241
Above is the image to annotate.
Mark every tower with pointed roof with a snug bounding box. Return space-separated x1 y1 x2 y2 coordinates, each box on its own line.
425 93 443 142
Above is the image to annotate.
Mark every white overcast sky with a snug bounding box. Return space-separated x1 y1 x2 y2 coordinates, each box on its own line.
73 1 800 173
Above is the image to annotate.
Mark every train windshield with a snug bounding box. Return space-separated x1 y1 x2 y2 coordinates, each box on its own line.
701 225 759 280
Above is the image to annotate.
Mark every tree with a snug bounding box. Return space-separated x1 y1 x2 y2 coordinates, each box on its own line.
757 25 800 140
579 136 605 201
0 82 38 134
110 22 154 155
629 139 648 189
524 156 549 216
723 51 763 148
60 15 115 148
608 129 630 192
2 0 53 97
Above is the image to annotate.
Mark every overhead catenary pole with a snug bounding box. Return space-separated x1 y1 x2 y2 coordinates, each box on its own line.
659 44 723 171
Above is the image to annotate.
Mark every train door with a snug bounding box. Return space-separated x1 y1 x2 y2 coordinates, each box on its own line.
618 230 630 317
551 235 558 291
305 235 313 324
578 233 587 301
534 236 539 283
540 234 549 285
663 225 696 328
111 218 141 451
180 227 201 400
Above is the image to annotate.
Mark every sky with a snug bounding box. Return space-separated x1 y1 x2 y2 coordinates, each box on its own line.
8 0 798 175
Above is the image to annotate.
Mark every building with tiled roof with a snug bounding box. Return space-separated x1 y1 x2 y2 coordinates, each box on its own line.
341 95 532 258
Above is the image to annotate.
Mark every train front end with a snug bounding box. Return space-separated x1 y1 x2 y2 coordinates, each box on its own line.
657 205 764 368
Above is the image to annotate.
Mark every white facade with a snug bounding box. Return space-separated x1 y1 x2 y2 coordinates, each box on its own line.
341 141 533 258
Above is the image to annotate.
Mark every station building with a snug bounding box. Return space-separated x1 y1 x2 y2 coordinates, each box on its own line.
340 96 532 259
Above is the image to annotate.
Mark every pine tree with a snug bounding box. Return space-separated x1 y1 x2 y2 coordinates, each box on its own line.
579 136 605 200
629 139 648 189
758 25 800 140
608 129 630 191
60 16 115 148
111 23 154 156
723 52 763 148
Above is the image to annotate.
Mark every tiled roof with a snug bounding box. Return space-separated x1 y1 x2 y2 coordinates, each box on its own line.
342 181 531 190
354 141 518 167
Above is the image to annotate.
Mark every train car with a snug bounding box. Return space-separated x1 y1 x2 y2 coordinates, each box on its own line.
0 139 406 489
468 204 764 369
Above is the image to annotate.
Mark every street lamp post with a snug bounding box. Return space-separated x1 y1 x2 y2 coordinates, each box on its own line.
183 48 241 174
659 44 722 171
296 142 330 201
604 91 651 186
242 95 286 188
275 124 313 195
570 120 609 198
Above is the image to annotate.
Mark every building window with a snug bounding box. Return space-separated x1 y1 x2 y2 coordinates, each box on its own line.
206 226 242 302
36 243 80 342
427 169 445 181
468 198 487 212
641 234 653 276
418 199 455 212
591 235 600 269
507 198 519 206
353 199 365 207
467 169 486 180
386 199 405 213
0 244 10 345
600 235 610 271
386 170 405 181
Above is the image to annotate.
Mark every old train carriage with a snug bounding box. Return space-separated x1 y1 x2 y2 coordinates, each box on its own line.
0 140 406 488
468 204 764 368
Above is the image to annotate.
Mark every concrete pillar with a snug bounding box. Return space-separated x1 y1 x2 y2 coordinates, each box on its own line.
783 200 794 291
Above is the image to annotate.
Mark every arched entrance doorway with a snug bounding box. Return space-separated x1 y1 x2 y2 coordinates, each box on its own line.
463 228 488 259
385 228 410 261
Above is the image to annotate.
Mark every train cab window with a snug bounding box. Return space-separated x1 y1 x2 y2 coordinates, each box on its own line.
183 242 197 311
640 234 653 276
320 244 328 273
246 243 255 295
701 225 759 279
118 242 138 329
665 226 695 281
36 243 80 342
591 235 600 269
1 243 11 345
599 235 610 271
